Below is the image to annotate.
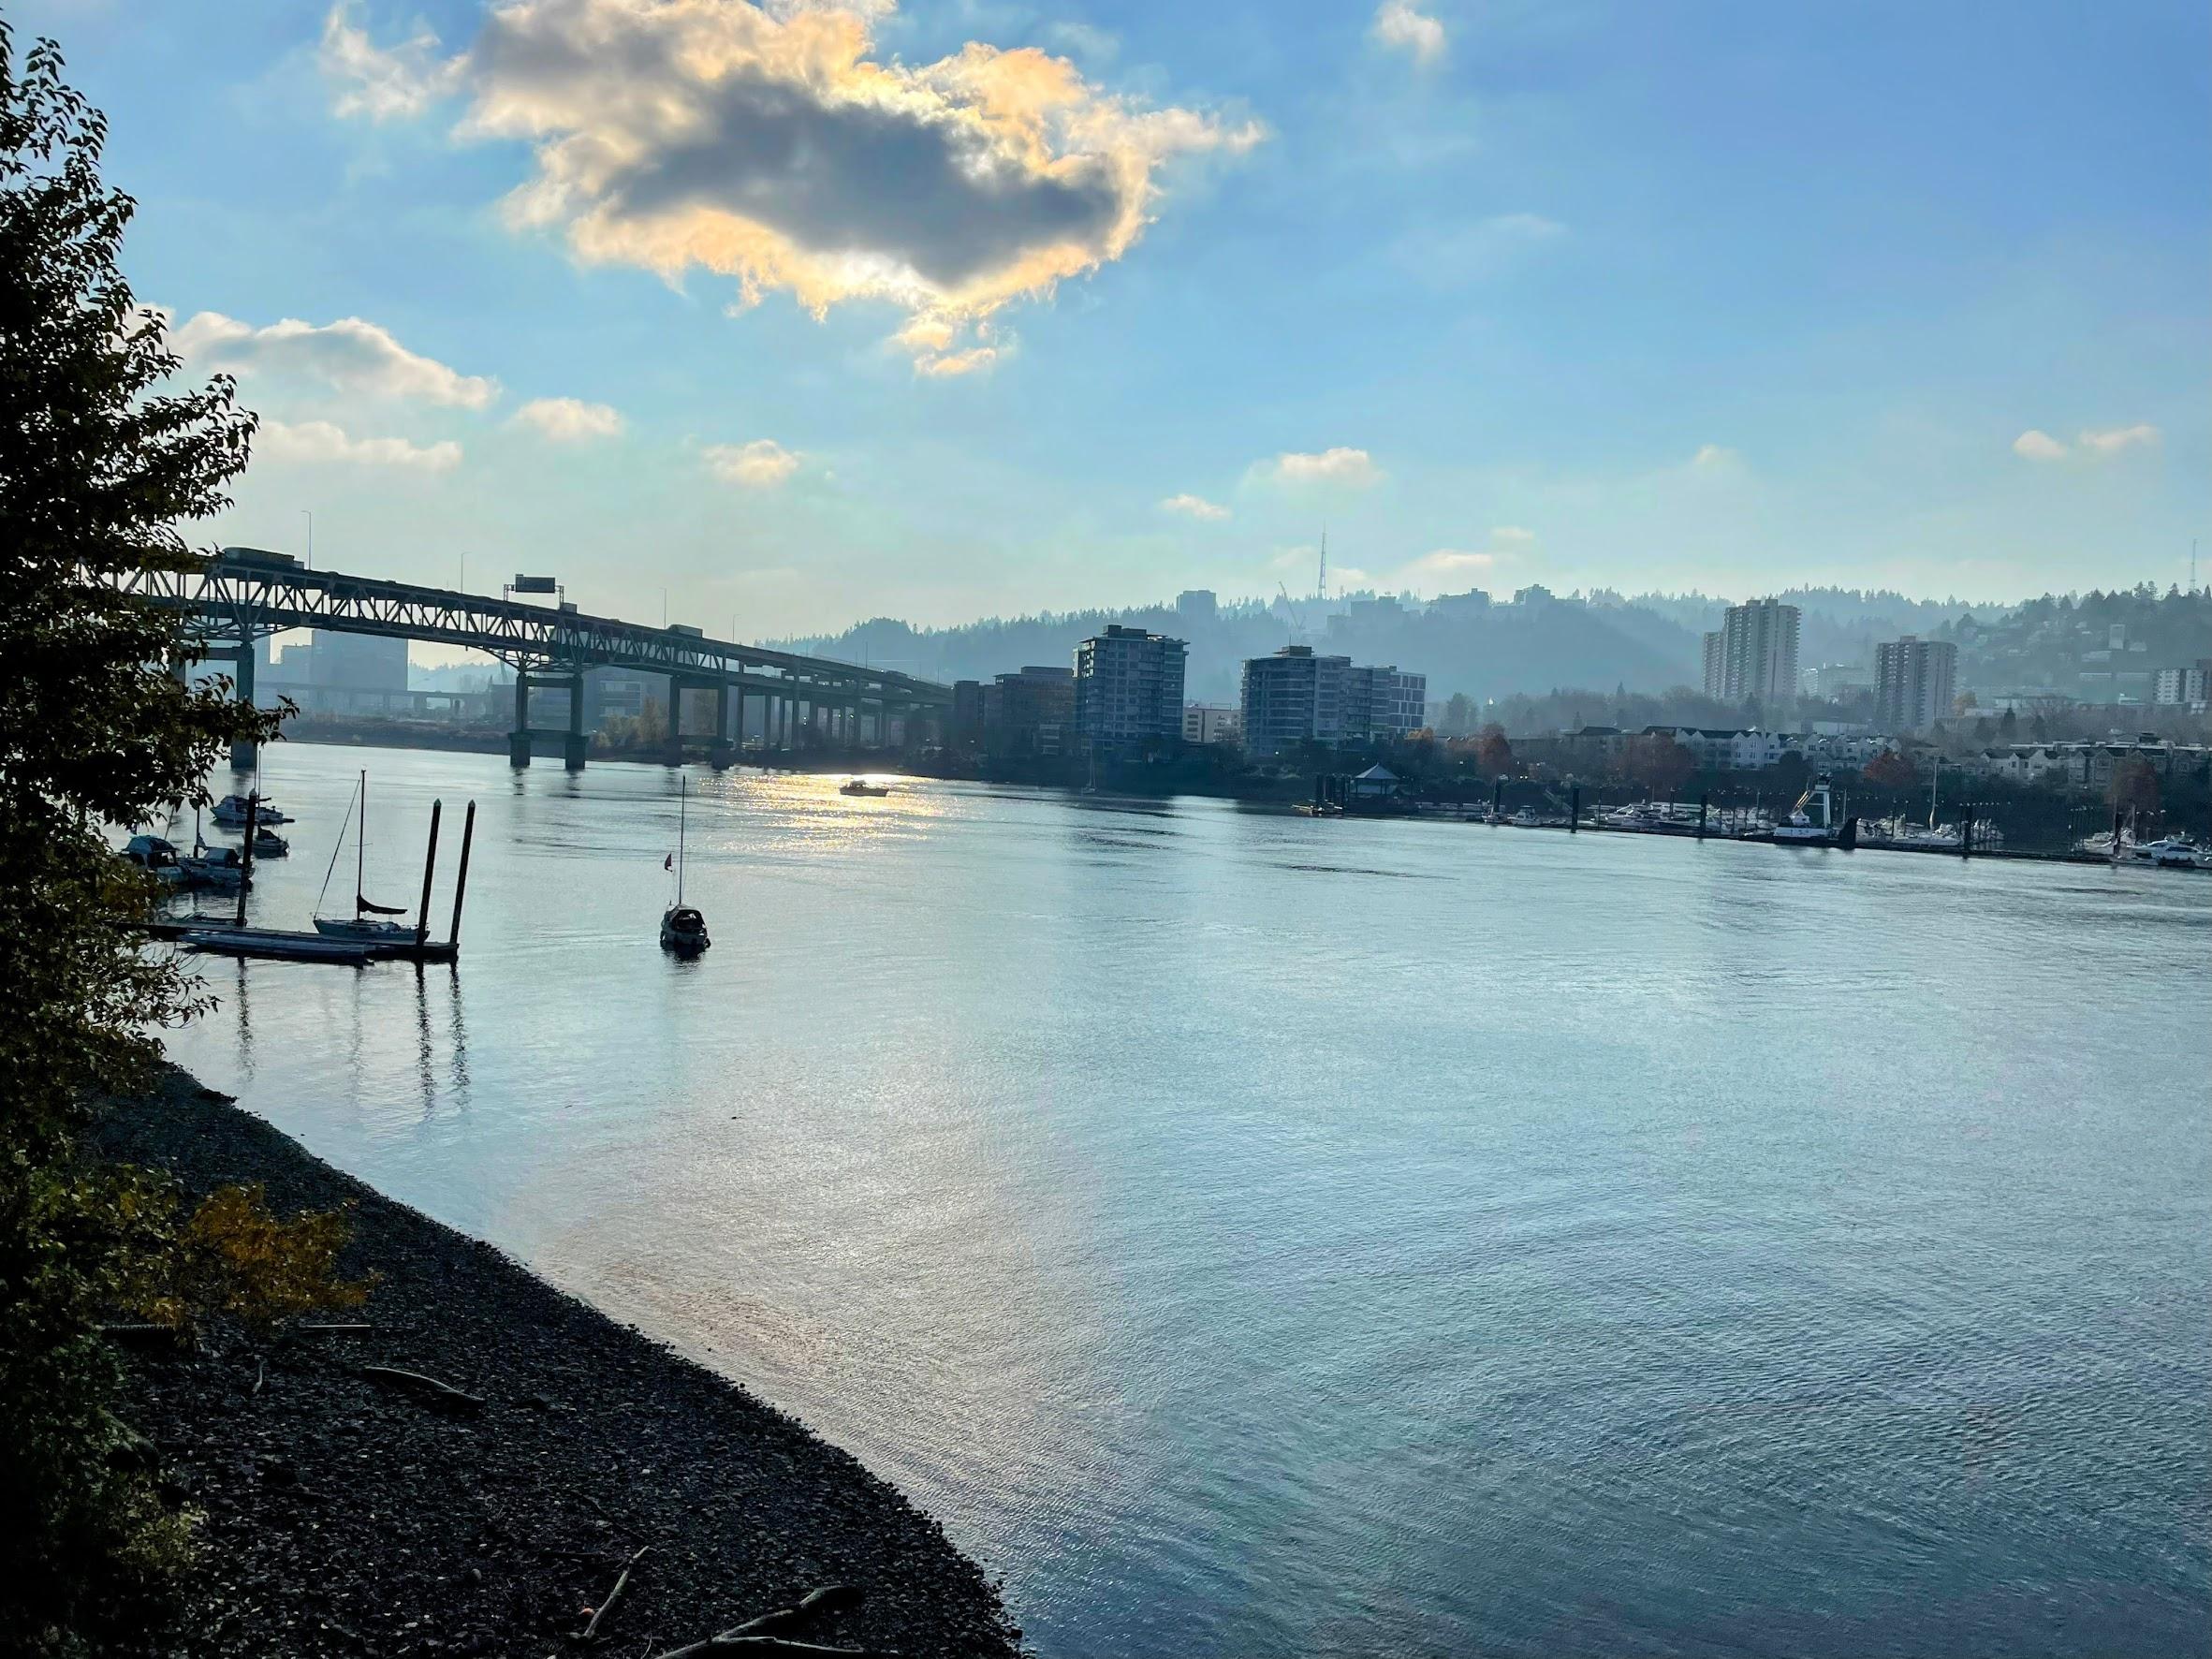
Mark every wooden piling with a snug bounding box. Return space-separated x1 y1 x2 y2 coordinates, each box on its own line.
447 800 476 947
415 800 442 948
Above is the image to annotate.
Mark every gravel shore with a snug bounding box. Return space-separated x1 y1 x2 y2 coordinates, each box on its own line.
93 1068 1024 1659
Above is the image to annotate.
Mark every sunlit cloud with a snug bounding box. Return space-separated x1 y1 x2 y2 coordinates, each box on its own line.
704 438 799 487
1161 492 1230 521
258 418 462 471
512 396 624 441
1371 1 1446 66
1489 524 1535 544
1263 447 1383 489
1689 443 1742 470
173 311 497 408
320 0 1264 374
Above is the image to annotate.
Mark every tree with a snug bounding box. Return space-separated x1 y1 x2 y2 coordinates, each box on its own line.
1863 747 1917 790
2107 756 2160 816
1442 691 1474 736
0 26 320 1652
1474 722 1514 777
1624 733 1695 799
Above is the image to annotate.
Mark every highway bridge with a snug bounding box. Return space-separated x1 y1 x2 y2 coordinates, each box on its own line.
122 548 949 771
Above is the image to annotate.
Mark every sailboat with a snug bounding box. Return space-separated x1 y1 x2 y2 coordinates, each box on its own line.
660 779 710 954
314 772 417 941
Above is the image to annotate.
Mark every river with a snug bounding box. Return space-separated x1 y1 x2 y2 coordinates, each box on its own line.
159 743 2211 1658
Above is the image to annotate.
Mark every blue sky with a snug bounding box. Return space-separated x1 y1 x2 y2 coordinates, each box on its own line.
24 0 2210 638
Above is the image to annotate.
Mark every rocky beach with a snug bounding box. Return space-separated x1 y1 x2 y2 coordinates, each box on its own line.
94 1069 1023 1659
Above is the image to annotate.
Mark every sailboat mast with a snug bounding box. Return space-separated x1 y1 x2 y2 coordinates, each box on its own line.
356 771 367 919
677 781 687 906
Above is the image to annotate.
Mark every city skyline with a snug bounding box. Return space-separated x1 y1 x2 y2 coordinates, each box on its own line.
22 0 2208 635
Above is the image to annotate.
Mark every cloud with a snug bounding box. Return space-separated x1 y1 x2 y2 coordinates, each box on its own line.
2012 424 2160 462
1160 492 1230 521
704 439 799 487
321 3 468 119
173 311 497 408
1689 443 1742 470
257 418 462 471
321 0 1264 374
2077 423 2159 455
1405 548 1495 582
1371 1 1447 66
1489 524 1535 544
512 396 624 441
1265 447 1383 489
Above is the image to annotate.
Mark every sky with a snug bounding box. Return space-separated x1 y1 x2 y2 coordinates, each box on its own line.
22 0 2212 640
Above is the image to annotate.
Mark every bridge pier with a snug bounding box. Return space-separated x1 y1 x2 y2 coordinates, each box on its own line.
510 674 533 767
564 671 588 771
227 642 258 771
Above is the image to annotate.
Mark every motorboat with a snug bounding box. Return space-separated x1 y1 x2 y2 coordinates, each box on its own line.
313 771 415 940
2134 834 2205 869
121 833 186 888
660 778 710 954
211 792 290 827
839 777 891 797
1771 774 1857 848
250 826 289 859
178 838 247 890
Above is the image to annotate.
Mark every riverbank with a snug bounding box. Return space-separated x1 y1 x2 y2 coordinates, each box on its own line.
93 1068 1023 1659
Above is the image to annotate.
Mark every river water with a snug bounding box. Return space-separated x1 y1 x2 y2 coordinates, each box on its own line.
159 743 2211 1658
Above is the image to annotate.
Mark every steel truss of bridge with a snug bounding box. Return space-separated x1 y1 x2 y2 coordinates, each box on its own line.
119 548 947 771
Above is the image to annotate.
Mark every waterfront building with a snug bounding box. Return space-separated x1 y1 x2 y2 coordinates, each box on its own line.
1240 646 1350 756
1074 625 1188 751
1348 665 1427 740
950 680 985 749
1182 703 1241 745
1239 648 1425 755
1703 599 1802 703
1874 636 1958 732
983 666 1076 758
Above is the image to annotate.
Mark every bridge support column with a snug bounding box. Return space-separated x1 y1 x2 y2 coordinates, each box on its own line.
510 673 533 768
710 683 735 769
227 642 258 771
564 670 588 771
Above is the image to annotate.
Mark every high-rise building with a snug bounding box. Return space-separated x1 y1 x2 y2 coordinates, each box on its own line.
1873 636 1958 732
983 666 1076 758
2152 661 2211 708
1074 625 1188 751
1702 599 1801 704
1238 648 1427 755
1175 590 1219 625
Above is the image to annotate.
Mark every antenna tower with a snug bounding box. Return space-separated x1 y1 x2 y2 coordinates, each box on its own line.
1318 527 1327 600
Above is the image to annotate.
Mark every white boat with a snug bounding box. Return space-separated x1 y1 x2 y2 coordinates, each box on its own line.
312 771 416 940
839 777 890 797
2134 834 2204 869
661 779 710 954
1507 807 1545 828
211 792 290 827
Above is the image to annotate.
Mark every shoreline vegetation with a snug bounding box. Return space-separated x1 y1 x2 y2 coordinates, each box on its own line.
92 1067 1022 1659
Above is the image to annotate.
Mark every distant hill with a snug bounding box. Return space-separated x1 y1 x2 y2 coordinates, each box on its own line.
769 584 2133 706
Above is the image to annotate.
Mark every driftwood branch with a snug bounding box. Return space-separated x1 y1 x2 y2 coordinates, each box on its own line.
581 1546 650 1644
360 1364 485 1415
649 1587 887 1659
